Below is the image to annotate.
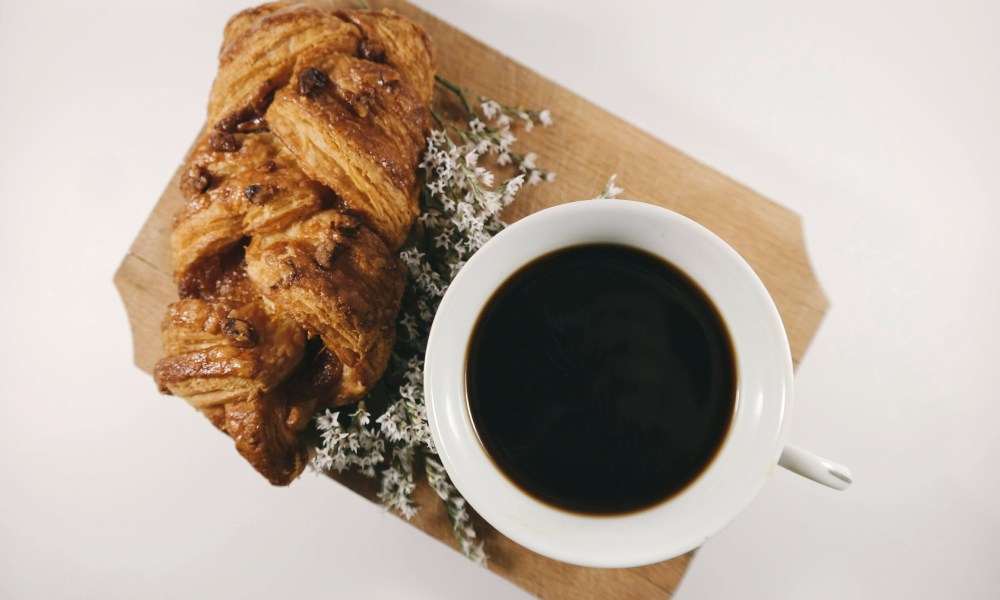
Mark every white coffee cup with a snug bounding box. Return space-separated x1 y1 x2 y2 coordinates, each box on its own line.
425 199 851 568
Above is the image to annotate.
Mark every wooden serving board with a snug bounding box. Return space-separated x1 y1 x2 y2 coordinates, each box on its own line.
115 1 829 597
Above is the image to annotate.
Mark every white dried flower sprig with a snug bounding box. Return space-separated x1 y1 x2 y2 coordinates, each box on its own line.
595 173 624 199
378 445 418 519
477 95 552 131
433 76 555 186
314 402 385 478
426 456 486 564
311 78 555 564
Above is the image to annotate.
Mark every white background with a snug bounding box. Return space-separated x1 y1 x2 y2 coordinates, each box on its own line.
1 0 998 598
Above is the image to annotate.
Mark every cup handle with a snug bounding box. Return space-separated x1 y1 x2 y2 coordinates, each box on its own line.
778 443 853 490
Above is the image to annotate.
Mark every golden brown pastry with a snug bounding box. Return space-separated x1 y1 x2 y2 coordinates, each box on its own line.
246 209 405 402
155 297 312 483
208 3 360 132
171 131 328 287
154 2 435 485
266 53 429 250
155 297 305 406
334 9 436 104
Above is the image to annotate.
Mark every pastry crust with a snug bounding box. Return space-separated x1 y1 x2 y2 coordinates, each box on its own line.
266 54 429 249
208 4 360 131
171 131 328 286
336 9 436 104
246 209 405 402
154 2 434 485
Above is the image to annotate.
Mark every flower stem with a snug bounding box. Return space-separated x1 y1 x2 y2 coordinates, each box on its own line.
429 108 446 130
434 75 477 119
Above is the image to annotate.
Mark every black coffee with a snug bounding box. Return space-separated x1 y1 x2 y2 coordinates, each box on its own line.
466 244 736 515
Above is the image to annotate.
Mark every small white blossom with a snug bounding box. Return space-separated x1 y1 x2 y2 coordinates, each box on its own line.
521 152 537 171
595 173 624 199
436 160 454 181
480 100 500 120
498 130 516 151
399 312 418 339
516 111 532 131
428 178 446 196
505 173 525 195
316 409 338 430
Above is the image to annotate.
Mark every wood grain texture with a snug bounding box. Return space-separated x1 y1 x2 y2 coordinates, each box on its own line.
114 1 829 598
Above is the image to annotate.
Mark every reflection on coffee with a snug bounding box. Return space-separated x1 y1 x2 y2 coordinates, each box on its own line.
466 244 736 515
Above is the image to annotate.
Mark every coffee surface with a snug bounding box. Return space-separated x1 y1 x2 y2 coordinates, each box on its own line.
467 244 736 514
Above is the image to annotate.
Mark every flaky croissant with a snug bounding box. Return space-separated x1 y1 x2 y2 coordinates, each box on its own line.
154 2 435 485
